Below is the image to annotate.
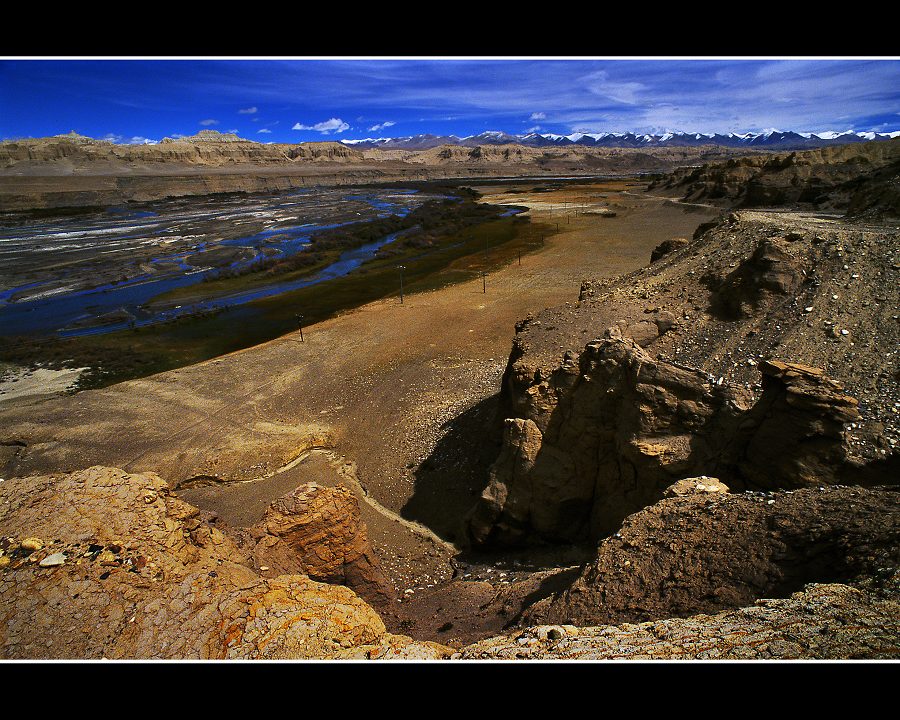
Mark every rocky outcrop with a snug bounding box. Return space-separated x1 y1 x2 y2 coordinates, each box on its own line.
161 130 248 144
704 236 808 319
464 334 864 548
523 484 900 628
0 467 447 659
650 237 689 263
237 483 395 607
458 580 900 660
734 360 860 488
285 141 366 163
464 201 900 551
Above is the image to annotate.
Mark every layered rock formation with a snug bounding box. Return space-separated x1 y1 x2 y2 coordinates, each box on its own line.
0 132 753 211
0 131 368 168
464 333 863 546
0 467 446 659
649 136 900 216
235 482 395 607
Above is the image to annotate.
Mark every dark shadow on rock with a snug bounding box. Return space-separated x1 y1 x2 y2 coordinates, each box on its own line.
401 393 505 544
504 565 584 629
700 235 808 321
840 452 900 487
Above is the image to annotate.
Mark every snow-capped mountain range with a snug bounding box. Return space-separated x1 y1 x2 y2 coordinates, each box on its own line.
341 129 900 151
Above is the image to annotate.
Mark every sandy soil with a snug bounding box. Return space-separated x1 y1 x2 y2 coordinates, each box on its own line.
0 364 87 407
0 180 719 597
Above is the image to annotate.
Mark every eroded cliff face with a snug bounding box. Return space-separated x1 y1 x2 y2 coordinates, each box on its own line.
648 136 900 216
464 333 862 546
0 467 447 659
0 132 754 211
0 133 368 168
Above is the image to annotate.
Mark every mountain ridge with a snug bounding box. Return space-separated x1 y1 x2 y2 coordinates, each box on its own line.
342 128 900 151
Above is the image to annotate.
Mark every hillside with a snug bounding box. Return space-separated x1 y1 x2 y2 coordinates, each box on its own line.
649 136 900 217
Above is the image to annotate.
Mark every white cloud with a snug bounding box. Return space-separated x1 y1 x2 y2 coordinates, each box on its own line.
525 126 542 134
292 118 350 134
199 119 219 126
257 128 272 134
101 133 158 145
368 120 396 133
581 70 644 105
529 112 546 121
238 106 258 114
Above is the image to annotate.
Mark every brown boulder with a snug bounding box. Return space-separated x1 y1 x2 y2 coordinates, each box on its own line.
650 237 689 263
662 477 730 497
707 237 806 319
241 483 395 607
623 320 659 347
728 359 859 489
465 336 748 545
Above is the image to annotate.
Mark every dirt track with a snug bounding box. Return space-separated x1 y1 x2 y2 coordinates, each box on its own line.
0 181 719 591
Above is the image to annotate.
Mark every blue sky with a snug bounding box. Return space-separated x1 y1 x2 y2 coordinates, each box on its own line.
2 58 899 143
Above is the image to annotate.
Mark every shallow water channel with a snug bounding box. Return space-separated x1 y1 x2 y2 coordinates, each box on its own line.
0 187 439 338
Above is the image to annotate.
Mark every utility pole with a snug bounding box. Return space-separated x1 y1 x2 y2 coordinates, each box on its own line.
295 313 304 342
397 264 406 304
482 270 486 294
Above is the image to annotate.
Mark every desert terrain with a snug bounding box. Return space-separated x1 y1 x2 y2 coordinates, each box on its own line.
1 137 898 659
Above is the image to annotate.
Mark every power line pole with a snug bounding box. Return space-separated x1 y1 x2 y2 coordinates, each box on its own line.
397 264 406 304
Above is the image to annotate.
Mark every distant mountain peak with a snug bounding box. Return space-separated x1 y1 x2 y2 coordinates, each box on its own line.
338 128 900 151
